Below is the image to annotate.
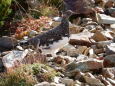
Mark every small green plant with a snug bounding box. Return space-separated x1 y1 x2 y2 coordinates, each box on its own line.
29 0 63 18
0 63 59 86
17 63 59 82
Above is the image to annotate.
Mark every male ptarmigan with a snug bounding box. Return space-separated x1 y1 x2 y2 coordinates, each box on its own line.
20 10 73 56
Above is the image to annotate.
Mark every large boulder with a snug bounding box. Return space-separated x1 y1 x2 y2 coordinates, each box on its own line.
64 0 94 14
0 37 18 52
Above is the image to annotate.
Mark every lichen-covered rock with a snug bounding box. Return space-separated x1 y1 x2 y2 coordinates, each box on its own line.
66 58 103 72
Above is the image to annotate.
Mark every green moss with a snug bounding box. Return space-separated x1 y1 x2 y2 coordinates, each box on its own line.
0 63 58 86
18 63 59 82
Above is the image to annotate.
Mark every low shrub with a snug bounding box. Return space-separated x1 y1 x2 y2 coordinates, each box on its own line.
0 63 59 86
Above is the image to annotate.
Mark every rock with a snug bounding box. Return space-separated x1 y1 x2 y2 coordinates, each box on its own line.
75 80 82 86
52 55 76 66
110 23 115 29
70 32 93 47
59 78 75 86
28 30 38 37
104 54 115 67
53 56 69 66
50 83 65 86
2 49 29 68
22 50 46 64
76 59 103 72
64 0 93 14
16 46 24 50
0 37 18 52
85 25 97 30
82 18 92 24
101 30 114 40
59 44 79 57
106 43 115 55
83 73 105 86
94 48 105 55
34 82 50 86
65 68 84 80
69 25 83 34
98 13 115 24
91 30 108 42
76 55 88 61
95 40 113 48
107 78 115 85
77 46 89 56
98 75 113 86
53 76 61 84
66 58 103 72
95 6 104 13
65 69 86 83
60 44 89 57
105 0 114 9
81 18 98 27
102 67 115 79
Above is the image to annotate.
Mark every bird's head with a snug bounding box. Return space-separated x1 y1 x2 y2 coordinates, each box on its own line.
63 10 74 19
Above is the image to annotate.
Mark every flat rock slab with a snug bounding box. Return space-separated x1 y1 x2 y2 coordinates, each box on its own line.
98 14 115 24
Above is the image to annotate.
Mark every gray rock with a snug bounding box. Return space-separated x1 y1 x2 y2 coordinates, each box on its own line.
0 37 18 52
34 82 50 86
2 49 29 68
98 13 115 24
106 43 115 55
59 78 75 86
104 54 115 67
76 55 88 61
50 83 65 86
107 78 115 85
66 58 103 72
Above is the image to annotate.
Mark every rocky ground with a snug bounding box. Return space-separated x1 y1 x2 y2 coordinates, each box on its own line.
0 0 115 86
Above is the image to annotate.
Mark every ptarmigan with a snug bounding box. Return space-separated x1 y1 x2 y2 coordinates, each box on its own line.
20 10 73 56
